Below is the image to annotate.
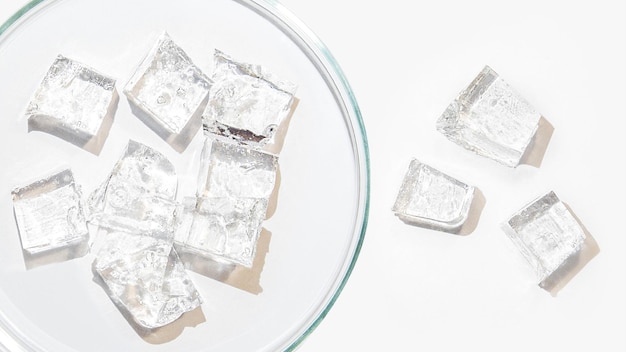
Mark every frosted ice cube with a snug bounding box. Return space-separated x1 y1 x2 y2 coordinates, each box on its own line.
436 66 541 167
392 160 475 233
11 169 88 256
93 230 202 329
124 33 211 145
502 191 586 286
197 138 278 199
26 55 117 154
202 50 296 146
175 197 268 268
87 140 178 233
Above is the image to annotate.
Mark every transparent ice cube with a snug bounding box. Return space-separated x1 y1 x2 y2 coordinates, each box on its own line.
124 32 211 147
202 50 296 146
87 140 178 233
26 55 117 154
502 191 586 286
93 230 202 329
175 197 268 268
436 66 541 167
197 138 278 199
11 169 88 257
392 160 475 233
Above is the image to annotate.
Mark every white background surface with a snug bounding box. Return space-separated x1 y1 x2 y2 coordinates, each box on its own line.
2 0 625 351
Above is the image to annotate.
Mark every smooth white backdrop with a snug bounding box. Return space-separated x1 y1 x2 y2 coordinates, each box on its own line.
2 1 625 351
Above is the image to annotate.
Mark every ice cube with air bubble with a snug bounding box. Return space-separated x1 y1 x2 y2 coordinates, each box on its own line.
124 32 211 150
202 50 296 147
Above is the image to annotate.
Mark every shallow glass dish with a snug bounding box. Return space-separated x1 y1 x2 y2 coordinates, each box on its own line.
0 0 369 351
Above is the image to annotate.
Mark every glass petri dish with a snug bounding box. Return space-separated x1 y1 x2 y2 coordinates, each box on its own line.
0 0 369 351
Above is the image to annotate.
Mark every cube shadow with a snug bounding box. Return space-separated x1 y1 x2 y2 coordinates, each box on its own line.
541 203 600 296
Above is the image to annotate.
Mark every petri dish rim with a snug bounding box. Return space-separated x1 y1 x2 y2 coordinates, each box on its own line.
0 0 371 351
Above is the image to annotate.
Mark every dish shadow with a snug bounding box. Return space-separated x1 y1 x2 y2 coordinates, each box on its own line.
520 116 554 168
540 203 600 296
176 228 272 295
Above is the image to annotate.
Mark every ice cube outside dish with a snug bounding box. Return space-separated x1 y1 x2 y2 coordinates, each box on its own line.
436 66 541 167
393 159 475 233
502 191 587 288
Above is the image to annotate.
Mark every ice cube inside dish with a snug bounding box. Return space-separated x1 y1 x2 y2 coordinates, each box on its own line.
197 138 278 199
202 50 296 147
175 197 268 268
124 32 211 149
93 230 202 330
502 191 587 287
11 169 89 262
392 160 475 233
25 55 117 154
436 66 541 167
87 140 178 233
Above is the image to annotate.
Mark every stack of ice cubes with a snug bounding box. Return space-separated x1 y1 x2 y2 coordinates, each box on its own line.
175 49 294 269
12 31 297 331
175 139 278 268
87 140 201 329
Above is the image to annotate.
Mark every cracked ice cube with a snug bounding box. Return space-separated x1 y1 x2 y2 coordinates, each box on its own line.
502 191 586 286
25 55 117 153
11 169 88 256
392 160 475 233
436 66 541 167
93 230 202 329
124 32 211 140
175 197 268 268
197 138 278 199
202 50 297 146
87 140 178 233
